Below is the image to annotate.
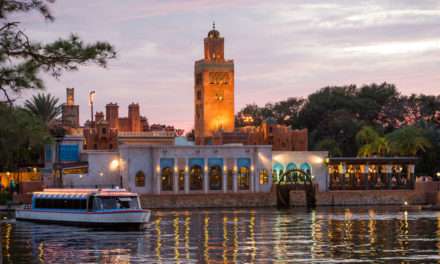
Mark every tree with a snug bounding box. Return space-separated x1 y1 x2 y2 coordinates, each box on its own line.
24 93 61 127
355 126 380 146
357 136 390 157
387 126 432 156
0 104 50 170
0 0 116 105
416 121 440 177
236 98 305 128
313 138 342 157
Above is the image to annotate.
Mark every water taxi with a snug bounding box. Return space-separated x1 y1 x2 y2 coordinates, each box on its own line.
15 188 151 229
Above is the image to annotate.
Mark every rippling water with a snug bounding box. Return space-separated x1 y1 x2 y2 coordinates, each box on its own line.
2 207 440 263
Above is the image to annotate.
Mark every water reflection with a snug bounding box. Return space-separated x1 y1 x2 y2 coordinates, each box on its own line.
2 207 440 263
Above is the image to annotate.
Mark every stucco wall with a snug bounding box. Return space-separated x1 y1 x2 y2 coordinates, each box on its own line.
119 145 154 193
63 151 120 188
120 144 274 195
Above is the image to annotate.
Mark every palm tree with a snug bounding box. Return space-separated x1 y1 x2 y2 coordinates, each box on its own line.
24 93 61 128
356 126 391 157
387 126 432 156
356 126 379 146
357 136 391 157
372 137 391 156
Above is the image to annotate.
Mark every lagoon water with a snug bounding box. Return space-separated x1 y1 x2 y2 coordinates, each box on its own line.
1 207 440 263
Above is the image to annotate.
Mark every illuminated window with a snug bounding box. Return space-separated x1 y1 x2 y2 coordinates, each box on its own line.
209 165 222 190
161 167 173 191
259 169 269 184
238 166 250 190
135 171 145 187
190 165 203 191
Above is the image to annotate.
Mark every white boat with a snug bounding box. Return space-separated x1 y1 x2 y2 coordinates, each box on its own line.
16 188 151 229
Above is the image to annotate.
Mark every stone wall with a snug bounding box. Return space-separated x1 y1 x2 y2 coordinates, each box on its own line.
140 192 276 209
315 189 426 206
288 182 438 207
289 191 306 207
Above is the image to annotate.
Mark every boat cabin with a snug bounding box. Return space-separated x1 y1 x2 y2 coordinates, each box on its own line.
32 189 141 211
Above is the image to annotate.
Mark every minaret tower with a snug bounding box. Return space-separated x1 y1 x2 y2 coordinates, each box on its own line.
194 23 235 145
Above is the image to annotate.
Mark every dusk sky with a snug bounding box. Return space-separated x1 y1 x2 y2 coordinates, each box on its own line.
18 0 440 132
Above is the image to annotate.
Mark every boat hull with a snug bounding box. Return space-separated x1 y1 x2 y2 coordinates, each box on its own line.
15 209 151 229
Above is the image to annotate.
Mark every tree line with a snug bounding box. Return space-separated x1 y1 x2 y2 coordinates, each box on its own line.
236 83 440 176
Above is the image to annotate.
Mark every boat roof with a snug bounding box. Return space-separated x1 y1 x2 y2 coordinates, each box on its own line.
33 188 138 199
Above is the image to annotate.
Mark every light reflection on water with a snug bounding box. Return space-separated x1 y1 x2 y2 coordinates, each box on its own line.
2 207 440 263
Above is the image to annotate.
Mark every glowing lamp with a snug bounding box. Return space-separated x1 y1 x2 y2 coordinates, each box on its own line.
110 159 120 171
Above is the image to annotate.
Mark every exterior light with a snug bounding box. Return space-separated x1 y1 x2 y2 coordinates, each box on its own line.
79 174 83 178
250 165 254 172
110 159 119 171
99 172 104 177
223 165 227 172
89 90 96 105
404 201 408 206
6 171 10 176
185 166 189 172
156 165 160 173
324 158 329 164
313 157 324 164
32 167 37 173
174 166 178 172
436 172 440 178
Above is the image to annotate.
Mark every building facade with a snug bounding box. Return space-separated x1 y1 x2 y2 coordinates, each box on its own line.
194 25 235 145
60 145 274 194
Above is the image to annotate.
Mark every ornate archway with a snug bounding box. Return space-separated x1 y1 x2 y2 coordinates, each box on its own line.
276 168 315 208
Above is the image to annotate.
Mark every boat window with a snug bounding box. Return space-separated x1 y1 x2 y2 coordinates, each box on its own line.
93 196 140 210
34 198 87 210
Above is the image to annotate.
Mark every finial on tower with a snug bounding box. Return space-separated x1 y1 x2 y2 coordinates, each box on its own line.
212 21 215 30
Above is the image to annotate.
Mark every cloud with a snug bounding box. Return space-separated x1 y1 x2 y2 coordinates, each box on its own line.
344 39 440 56
13 0 440 131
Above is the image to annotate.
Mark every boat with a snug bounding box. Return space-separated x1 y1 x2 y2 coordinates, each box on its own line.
15 188 151 229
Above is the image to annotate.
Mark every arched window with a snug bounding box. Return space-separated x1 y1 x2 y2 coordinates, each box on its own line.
190 165 203 191
209 165 222 190
237 158 251 191
286 163 297 182
161 167 173 191
300 163 312 180
208 158 223 191
238 167 250 190
135 171 145 187
272 163 284 183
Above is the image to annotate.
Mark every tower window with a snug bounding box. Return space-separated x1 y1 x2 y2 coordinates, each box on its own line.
197 90 201 100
